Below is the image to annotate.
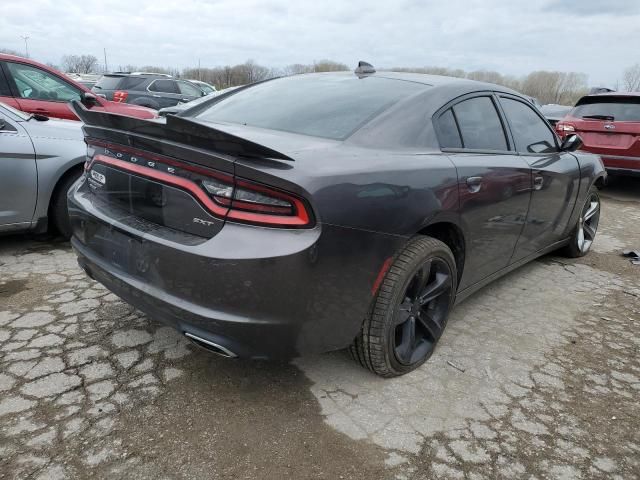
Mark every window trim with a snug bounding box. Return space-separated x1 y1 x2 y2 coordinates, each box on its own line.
2 60 82 104
496 93 560 155
433 91 514 154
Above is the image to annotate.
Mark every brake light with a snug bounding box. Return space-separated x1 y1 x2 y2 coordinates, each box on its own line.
90 145 313 228
202 176 310 226
113 90 128 103
556 123 575 132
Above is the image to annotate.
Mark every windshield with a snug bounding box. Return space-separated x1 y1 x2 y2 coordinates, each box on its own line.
572 96 640 122
0 101 31 120
195 75 428 140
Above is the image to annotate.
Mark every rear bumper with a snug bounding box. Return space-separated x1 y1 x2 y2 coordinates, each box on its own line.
600 155 640 175
68 179 404 359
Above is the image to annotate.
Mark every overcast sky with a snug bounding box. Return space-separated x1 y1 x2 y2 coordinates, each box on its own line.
1 0 638 86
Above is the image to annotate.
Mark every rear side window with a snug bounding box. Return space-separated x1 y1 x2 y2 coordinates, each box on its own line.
500 97 557 154
149 79 178 94
572 96 640 122
0 64 12 96
436 109 462 148
118 77 149 90
93 76 124 91
178 81 202 97
195 75 427 140
452 97 508 151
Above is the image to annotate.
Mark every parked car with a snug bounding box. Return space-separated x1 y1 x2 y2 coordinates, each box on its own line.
540 104 572 127
0 54 156 121
68 68 605 377
92 73 205 110
556 92 640 176
188 80 217 95
158 85 242 116
0 102 85 238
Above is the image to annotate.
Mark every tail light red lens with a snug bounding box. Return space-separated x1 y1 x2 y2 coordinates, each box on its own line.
113 91 128 103
202 176 310 226
89 142 313 228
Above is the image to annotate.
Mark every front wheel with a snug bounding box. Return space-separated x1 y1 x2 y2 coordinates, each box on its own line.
350 236 457 377
562 187 601 258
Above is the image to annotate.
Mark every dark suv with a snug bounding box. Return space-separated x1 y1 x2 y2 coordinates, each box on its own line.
92 73 205 110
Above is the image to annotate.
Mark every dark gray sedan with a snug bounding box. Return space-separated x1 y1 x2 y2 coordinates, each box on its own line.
0 103 84 238
68 67 605 377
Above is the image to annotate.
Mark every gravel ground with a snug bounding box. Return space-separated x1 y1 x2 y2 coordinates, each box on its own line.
0 176 638 480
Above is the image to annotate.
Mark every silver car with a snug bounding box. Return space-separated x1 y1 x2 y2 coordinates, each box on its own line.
0 102 85 238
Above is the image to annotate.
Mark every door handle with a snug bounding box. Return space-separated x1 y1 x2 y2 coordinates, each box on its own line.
466 176 483 193
534 176 544 191
182 98 190 102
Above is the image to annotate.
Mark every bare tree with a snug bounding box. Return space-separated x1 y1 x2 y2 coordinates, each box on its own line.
61 54 98 73
623 63 640 92
0 47 21 56
312 60 348 72
520 71 587 105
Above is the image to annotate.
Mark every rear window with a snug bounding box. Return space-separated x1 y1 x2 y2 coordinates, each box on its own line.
572 96 640 122
195 75 427 140
93 76 124 91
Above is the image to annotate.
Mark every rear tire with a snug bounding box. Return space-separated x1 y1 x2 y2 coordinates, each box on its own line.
562 186 600 258
349 236 457 377
50 171 81 240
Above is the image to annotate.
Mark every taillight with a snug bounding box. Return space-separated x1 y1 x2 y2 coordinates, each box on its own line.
113 90 128 103
556 123 575 135
202 177 311 227
89 142 313 229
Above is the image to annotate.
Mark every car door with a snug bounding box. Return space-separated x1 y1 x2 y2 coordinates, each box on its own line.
434 94 532 289
147 79 184 108
0 110 37 229
498 95 581 261
2 61 82 120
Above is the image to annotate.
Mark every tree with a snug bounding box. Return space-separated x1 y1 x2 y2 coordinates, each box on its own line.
520 71 587 105
61 54 98 73
622 63 640 92
0 47 21 56
312 60 348 72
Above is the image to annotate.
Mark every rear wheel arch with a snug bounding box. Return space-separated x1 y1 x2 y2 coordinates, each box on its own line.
416 221 466 287
48 164 83 238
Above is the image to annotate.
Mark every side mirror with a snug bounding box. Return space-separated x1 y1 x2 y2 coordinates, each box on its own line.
560 133 583 152
0 119 6 130
80 92 100 108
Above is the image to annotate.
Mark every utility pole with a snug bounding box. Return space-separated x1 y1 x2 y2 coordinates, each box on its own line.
198 58 201 81
103 48 108 73
20 35 29 58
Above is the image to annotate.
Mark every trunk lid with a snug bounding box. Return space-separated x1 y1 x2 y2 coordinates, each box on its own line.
71 102 311 240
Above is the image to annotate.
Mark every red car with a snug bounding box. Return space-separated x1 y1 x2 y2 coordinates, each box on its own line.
0 54 156 121
556 92 640 176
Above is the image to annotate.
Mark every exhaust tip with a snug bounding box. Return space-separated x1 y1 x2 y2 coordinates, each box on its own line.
184 332 237 358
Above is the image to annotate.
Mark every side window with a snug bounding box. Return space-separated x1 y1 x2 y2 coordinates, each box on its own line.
500 97 557 154
452 97 508 151
148 79 178 94
0 65 12 97
5 62 80 102
436 109 462 148
177 81 202 97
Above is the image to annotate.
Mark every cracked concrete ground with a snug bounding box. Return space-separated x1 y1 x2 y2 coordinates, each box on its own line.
1 176 639 479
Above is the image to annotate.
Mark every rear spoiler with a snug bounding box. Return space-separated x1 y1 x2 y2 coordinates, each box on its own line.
70 101 294 161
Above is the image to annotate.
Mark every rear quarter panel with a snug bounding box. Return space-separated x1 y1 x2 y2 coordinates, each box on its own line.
26 121 86 221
